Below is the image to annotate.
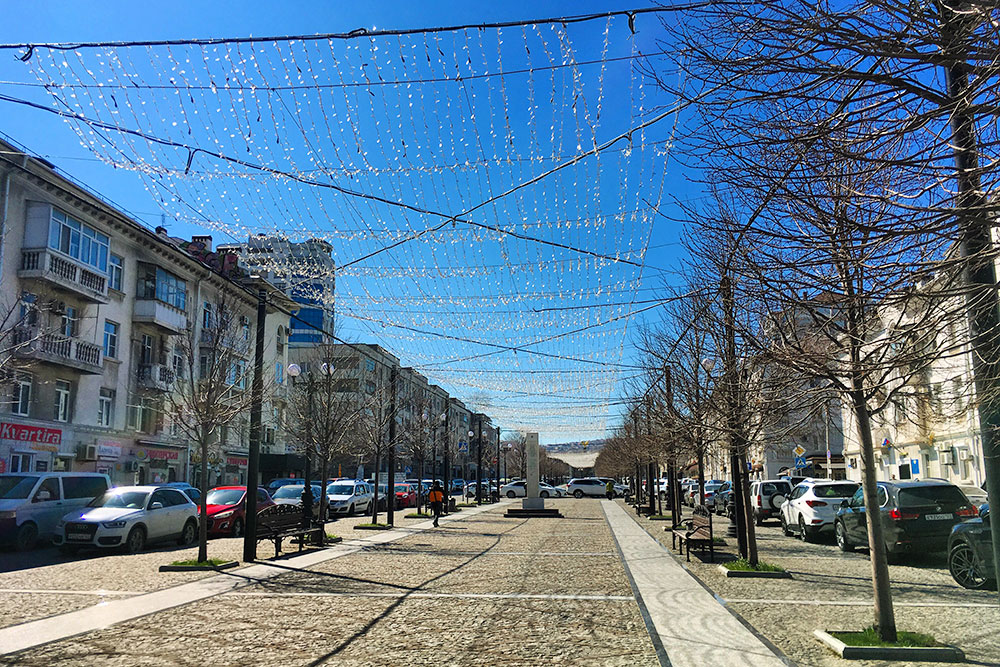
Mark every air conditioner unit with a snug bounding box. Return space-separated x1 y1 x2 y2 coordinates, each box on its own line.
958 449 972 461
940 449 956 466
123 460 139 473
77 444 97 461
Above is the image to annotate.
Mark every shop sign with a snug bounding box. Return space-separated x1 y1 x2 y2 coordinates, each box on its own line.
226 456 248 466
96 442 122 460
0 422 62 447
133 447 180 461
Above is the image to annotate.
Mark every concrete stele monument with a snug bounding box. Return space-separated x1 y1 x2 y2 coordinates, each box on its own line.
523 432 543 510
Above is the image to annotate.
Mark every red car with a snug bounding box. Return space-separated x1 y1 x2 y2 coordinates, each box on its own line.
394 483 417 509
203 486 274 537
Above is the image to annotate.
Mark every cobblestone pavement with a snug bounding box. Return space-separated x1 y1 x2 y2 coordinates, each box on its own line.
629 501 1000 667
0 499 660 666
0 505 438 630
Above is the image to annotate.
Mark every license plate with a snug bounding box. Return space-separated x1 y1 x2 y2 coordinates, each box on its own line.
925 513 953 521
66 532 90 541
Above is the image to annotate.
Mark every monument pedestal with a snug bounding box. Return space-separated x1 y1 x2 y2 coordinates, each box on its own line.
505 494 563 518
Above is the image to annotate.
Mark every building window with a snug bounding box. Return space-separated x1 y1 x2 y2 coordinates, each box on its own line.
98 388 114 427
47 207 110 272
275 361 284 385
365 358 376 373
141 334 154 365
172 347 184 379
202 302 213 328
10 453 32 473
61 306 78 338
138 265 187 310
108 254 123 291
19 292 38 326
13 374 31 416
127 396 156 433
54 380 71 422
103 321 120 358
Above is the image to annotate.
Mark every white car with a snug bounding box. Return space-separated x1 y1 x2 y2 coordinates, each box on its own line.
54 486 197 554
326 480 372 517
500 481 563 498
0 472 111 551
567 478 607 498
780 479 859 541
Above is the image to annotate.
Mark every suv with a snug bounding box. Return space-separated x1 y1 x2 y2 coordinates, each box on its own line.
0 472 111 551
948 503 994 589
749 479 793 525
567 478 606 498
780 479 859 541
835 480 978 563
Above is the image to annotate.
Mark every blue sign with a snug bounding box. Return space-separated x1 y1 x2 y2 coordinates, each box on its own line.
404 466 412 476
794 455 807 469
910 459 920 475
458 440 469 453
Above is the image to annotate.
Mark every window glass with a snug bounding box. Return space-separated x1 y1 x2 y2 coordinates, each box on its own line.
108 254 123 291
103 321 119 358
62 476 109 499
850 488 864 507
898 485 968 508
813 484 859 499
14 375 31 416
36 477 61 501
164 490 188 506
47 208 109 271
258 490 270 503
877 486 889 507
97 388 114 427
149 490 170 508
54 380 71 422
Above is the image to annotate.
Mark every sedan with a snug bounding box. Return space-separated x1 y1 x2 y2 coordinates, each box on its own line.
501 481 562 498
204 486 274 537
54 486 197 554
395 484 417 508
272 484 323 509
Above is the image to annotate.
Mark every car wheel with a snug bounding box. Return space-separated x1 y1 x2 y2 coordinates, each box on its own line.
231 517 244 538
949 542 994 590
506 491 516 498
780 514 791 536
573 490 584 499
178 520 197 546
125 526 146 554
14 522 38 552
58 545 80 556
754 511 763 526
348 503 355 516
835 521 853 552
540 491 549 499
798 517 814 543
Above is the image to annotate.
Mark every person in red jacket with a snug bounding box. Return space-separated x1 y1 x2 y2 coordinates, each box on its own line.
428 481 445 527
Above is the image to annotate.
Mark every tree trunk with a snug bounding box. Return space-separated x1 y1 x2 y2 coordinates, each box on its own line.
738 451 758 567
197 432 209 563
697 450 705 505
371 452 381 524
319 456 329 544
850 386 897 641
417 454 424 514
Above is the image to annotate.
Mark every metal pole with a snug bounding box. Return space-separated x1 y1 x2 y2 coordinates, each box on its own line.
443 409 451 514
387 367 398 526
476 418 483 505
496 427 501 502
301 373 314 530
242 286 266 562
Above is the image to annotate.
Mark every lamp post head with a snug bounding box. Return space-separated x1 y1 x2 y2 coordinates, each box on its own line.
700 358 716 372
468 430 475 438
319 362 332 376
287 363 302 378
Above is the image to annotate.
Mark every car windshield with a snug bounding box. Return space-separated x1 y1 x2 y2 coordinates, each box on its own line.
898 485 969 508
328 484 354 496
90 490 149 509
273 486 307 499
760 482 791 495
395 485 409 492
813 484 858 498
0 476 37 499
206 488 245 505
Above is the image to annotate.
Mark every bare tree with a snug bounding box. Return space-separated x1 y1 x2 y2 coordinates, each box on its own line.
355 382 400 524
166 292 256 562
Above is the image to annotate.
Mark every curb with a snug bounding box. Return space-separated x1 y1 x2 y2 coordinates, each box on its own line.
158 560 239 572
813 630 965 662
353 524 391 531
718 565 792 579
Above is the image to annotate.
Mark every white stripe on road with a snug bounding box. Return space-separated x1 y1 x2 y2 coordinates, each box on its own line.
725 598 998 608
227 591 633 601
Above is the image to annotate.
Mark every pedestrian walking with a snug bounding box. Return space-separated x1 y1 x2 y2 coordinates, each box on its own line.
428 481 445 527
605 479 615 500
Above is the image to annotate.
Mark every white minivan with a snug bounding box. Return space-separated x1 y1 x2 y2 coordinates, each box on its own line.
0 472 111 551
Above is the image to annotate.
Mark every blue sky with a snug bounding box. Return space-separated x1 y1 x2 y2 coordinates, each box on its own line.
0 1 693 443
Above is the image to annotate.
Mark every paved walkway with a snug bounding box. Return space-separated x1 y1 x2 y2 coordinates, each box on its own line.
602 501 788 667
0 503 503 656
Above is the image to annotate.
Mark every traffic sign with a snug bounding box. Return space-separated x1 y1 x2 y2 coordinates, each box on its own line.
793 445 806 457
794 455 807 469
458 441 469 453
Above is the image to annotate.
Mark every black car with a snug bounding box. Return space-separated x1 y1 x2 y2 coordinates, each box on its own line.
948 503 994 590
835 480 978 563
714 481 733 516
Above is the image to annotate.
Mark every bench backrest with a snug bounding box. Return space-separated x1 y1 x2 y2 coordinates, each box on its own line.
258 503 303 531
691 504 712 533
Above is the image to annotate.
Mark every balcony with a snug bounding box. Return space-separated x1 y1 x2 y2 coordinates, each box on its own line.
138 363 176 391
14 326 103 374
19 248 109 304
133 299 187 334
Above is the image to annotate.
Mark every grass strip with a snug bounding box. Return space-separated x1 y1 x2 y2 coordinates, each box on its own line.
405 513 431 518
722 557 784 573
831 627 940 648
354 523 390 530
169 558 229 568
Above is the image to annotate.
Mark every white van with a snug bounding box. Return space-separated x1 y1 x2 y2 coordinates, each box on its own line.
0 472 111 550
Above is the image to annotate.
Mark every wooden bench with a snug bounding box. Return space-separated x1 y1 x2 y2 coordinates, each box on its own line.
255 504 324 559
669 504 715 562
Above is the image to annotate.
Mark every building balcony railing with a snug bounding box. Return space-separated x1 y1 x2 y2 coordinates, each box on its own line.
133 298 187 334
138 363 176 392
14 326 103 374
19 248 109 303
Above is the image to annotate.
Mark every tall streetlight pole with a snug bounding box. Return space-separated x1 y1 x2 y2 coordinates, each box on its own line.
495 427 501 502
242 285 266 562
475 421 483 505
286 363 314 530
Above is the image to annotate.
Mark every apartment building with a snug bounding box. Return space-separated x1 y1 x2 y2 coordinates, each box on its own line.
0 137 289 487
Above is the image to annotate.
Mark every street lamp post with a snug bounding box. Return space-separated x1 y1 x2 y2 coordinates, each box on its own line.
469 429 477 504
495 427 501 502
286 363 314 530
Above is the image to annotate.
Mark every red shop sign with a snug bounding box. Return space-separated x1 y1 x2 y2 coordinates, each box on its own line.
226 456 248 466
0 422 62 445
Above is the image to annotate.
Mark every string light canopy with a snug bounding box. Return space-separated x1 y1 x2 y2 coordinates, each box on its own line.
9 9 681 438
